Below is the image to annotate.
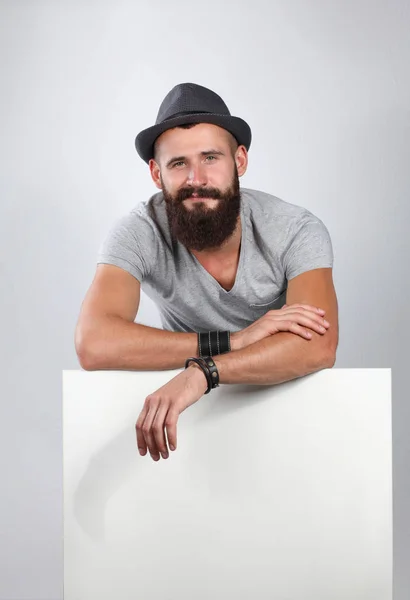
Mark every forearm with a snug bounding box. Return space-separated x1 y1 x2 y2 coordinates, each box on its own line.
76 316 201 371
211 331 334 386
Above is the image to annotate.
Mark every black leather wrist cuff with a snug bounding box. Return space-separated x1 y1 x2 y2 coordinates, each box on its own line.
198 331 231 358
185 356 220 393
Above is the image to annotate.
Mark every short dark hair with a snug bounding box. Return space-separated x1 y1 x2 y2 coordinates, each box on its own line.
153 123 239 163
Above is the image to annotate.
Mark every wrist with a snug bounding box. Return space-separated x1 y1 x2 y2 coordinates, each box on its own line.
230 331 241 352
188 363 209 393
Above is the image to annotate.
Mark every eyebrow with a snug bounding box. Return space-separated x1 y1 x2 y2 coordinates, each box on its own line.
165 149 225 168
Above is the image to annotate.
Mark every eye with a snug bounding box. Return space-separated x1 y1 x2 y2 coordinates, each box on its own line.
206 155 216 161
172 161 184 168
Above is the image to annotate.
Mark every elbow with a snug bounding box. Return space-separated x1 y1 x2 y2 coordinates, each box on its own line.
309 337 337 372
318 331 338 370
77 350 98 372
323 352 336 369
318 346 337 370
75 323 100 371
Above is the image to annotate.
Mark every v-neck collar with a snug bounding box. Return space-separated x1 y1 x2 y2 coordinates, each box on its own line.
189 192 247 295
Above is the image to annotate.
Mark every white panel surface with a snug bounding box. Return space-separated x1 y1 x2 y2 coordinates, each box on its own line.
63 369 392 600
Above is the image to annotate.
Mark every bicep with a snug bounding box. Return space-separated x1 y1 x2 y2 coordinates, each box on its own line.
80 264 141 324
286 267 339 356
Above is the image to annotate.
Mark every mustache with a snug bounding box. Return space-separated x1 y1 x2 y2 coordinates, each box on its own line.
176 188 222 201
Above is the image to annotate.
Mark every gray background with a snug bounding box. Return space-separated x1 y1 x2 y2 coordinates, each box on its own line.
1 0 408 598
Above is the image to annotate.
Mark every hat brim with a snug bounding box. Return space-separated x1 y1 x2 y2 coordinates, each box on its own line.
135 113 252 164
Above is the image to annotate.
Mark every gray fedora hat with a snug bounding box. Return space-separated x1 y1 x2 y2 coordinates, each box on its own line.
135 82 252 164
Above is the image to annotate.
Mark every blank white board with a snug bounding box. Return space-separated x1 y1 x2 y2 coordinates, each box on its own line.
63 368 392 600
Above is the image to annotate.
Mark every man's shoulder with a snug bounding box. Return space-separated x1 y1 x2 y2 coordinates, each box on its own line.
241 187 314 221
101 192 164 249
126 190 163 218
112 191 163 229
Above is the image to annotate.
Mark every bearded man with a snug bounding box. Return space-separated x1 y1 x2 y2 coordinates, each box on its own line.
75 82 339 462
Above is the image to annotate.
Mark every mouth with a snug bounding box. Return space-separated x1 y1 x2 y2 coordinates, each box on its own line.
187 195 217 201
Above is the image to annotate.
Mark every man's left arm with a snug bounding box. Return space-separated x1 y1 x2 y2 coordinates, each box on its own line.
208 267 339 386
137 268 338 458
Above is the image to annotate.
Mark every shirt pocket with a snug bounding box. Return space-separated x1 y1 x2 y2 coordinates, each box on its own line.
248 288 287 312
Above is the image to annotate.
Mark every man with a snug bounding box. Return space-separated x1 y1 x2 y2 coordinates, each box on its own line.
75 82 339 462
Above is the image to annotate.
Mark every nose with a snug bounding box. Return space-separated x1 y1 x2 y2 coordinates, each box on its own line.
186 163 207 187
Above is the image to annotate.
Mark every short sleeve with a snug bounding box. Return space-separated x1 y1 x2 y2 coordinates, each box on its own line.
96 212 154 282
282 212 334 281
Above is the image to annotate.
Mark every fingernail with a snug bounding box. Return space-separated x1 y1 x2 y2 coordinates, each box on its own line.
170 444 175 451
162 452 168 459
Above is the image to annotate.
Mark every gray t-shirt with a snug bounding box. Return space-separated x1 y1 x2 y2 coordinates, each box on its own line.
97 187 334 333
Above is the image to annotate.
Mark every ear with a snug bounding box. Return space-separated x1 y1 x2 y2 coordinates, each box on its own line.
149 159 162 190
235 145 248 177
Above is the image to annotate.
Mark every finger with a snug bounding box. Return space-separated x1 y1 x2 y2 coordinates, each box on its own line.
152 403 171 459
142 401 162 461
136 406 149 456
276 320 314 339
275 308 329 330
278 319 327 338
165 406 179 452
281 304 326 314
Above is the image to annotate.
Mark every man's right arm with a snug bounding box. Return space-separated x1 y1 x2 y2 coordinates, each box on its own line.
75 264 229 371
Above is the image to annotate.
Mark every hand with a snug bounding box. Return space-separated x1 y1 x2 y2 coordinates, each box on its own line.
232 303 330 351
135 363 208 461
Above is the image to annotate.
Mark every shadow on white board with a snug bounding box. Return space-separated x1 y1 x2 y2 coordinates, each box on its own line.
63 368 392 600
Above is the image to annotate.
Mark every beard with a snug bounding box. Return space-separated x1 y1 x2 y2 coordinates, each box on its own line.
162 164 241 252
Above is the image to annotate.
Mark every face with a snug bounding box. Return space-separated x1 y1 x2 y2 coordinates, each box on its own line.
149 123 248 252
